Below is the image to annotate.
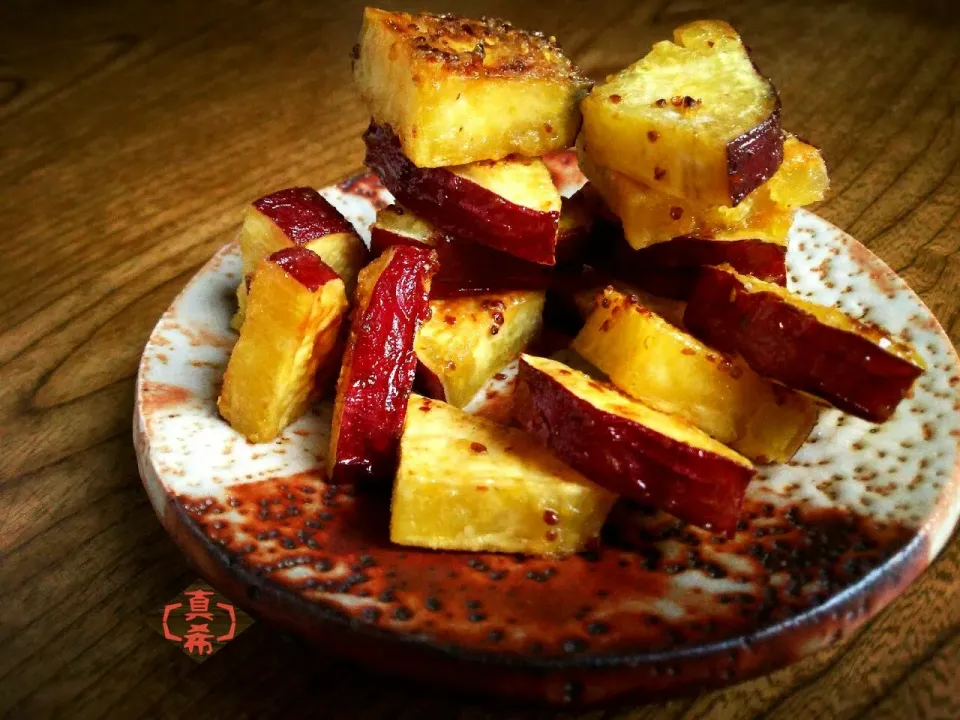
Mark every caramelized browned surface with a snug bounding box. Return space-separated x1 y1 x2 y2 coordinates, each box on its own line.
3 0 960 717
361 8 588 82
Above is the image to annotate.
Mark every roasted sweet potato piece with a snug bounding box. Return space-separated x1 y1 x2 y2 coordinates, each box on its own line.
585 223 788 297
391 394 616 555
234 187 367 329
327 245 438 483
369 203 551 296
514 354 756 534
684 265 926 422
581 20 782 206
415 291 544 407
353 8 590 167
573 287 818 462
364 123 562 265
219 248 348 443
579 136 826 251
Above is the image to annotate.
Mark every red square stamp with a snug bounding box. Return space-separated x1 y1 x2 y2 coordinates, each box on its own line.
148 581 253 662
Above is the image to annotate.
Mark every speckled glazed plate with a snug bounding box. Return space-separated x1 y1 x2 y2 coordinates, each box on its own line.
134 153 960 706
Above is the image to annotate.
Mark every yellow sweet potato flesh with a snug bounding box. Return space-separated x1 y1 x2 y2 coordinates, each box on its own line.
233 207 366 328
219 262 347 443
391 395 616 555
415 291 545 407
572 287 817 462
580 20 780 205
579 136 825 250
453 156 561 214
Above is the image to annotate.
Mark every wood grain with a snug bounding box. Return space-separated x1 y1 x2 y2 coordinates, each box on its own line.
1 0 958 717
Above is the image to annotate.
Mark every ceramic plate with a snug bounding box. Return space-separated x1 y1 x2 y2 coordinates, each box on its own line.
134 153 960 706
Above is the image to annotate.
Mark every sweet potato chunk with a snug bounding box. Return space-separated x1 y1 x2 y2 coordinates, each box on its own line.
555 191 597 265
572 287 817 462
579 136 826 251
327 245 438 483
371 195 595 265
369 203 550 296
234 187 368 329
580 20 782 206
684 266 926 422
514 355 755 533
353 8 590 167
219 248 348 443
364 123 562 264
586 223 788 295
369 204 441 255
391 395 616 555
414 291 545 407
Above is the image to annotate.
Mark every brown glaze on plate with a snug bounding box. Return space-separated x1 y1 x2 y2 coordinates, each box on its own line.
134 153 960 706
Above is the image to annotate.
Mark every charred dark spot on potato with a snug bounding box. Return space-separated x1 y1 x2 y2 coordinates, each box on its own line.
647 130 660 142
670 206 684 220
654 167 667 180
470 442 488 453
654 98 667 107
609 93 622 104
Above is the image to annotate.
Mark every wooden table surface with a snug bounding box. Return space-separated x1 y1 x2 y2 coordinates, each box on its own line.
2 0 959 717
